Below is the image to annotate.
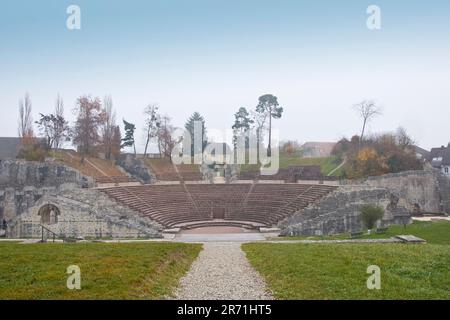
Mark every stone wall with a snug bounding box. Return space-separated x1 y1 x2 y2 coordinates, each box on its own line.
279 186 411 237
0 159 91 189
0 187 56 221
438 174 450 213
344 170 441 213
7 188 162 239
116 154 157 184
0 160 91 222
0 159 162 238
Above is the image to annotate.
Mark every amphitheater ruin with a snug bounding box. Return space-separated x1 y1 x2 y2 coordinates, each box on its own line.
1 151 449 240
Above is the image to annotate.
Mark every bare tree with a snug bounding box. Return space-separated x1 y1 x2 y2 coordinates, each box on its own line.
18 93 34 138
354 100 382 142
35 113 70 150
101 95 116 159
110 125 122 159
143 104 160 157
396 127 415 149
157 115 178 159
72 96 105 163
53 94 67 149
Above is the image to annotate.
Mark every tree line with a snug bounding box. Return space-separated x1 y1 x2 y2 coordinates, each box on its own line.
16 93 179 162
16 91 419 179
17 92 285 164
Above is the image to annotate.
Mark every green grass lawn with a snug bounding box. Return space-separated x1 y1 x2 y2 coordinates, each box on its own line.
275 221 450 245
0 242 201 300
240 155 342 176
243 243 450 300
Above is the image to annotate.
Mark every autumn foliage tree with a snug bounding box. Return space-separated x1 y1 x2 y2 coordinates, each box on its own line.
337 129 422 179
347 147 389 178
281 140 301 156
72 96 105 162
157 115 179 159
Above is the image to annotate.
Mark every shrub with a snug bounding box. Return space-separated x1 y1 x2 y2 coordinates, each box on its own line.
17 137 48 161
360 204 384 230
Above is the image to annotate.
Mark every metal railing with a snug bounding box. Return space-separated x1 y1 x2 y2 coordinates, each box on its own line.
39 224 58 243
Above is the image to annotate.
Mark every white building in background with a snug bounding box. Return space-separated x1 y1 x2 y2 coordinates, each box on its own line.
300 142 336 158
429 143 450 177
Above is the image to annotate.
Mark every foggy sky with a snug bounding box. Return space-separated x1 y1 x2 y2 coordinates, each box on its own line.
1 0 449 152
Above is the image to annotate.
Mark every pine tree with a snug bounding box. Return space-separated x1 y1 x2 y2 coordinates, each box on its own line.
255 94 283 156
232 107 253 149
184 112 207 156
121 120 136 155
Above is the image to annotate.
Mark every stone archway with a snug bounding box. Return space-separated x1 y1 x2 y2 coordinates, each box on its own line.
38 204 60 225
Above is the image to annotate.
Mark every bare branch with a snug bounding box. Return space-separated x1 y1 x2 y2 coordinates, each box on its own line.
353 100 382 141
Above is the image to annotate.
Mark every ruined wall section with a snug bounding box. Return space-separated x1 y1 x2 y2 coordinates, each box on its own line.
0 159 91 190
7 188 163 239
279 186 411 237
116 155 157 184
343 170 442 213
438 174 450 213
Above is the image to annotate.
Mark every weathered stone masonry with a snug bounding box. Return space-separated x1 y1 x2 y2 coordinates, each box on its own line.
7 189 163 239
279 186 411 236
279 170 449 237
1 160 162 238
354 170 442 213
0 159 91 190
116 154 157 184
438 174 450 213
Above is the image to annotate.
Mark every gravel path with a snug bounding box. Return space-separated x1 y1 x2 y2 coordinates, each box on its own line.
174 243 273 300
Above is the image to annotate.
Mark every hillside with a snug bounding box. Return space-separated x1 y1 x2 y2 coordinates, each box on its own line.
143 157 202 181
51 150 127 179
240 155 343 177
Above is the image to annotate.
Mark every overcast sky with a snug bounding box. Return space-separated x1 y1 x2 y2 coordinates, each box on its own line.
1 0 449 152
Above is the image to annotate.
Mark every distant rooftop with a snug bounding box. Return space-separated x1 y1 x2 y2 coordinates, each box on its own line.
0 137 21 160
429 143 450 167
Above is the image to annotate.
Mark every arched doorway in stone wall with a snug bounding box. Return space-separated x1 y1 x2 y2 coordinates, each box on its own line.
38 204 60 225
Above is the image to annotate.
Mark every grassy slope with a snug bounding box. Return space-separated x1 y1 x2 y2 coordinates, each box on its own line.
276 221 450 245
279 156 340 175
240 155 342 176
50 151 125 178
243 243 450 300
0 242 201 300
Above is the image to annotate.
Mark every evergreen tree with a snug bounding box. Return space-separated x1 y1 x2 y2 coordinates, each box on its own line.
184 112 207 156
232 107 253 149
255 94 283 156
121 120 136 155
